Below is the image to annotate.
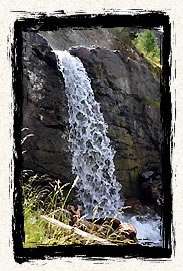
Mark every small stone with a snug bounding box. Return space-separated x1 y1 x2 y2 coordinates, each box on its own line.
142 171 154 179
155 175 161 179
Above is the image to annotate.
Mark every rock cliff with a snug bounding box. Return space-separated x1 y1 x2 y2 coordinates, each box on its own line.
22 32 73 183
22 29 162 206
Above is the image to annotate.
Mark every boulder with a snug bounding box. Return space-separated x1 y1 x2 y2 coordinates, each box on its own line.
140 178 162 203
69 46 91 59
123 197 153 216
124 197 143 210
64 205 138 244
137 170 162 212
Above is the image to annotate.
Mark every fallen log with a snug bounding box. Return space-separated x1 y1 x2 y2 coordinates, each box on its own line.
40 215 116 246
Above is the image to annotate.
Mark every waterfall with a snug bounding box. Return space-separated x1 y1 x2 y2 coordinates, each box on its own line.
54 50 162 246
54 50 122 218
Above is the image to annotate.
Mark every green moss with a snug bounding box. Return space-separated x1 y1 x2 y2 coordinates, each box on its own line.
140 99 160 108
114 156 140 171
114 157 128 170
96 64 103 77
115 116 126 127
128 159 140 169
123 133 133 146
130 166 141 181
124 99 129 106
115 169 129 192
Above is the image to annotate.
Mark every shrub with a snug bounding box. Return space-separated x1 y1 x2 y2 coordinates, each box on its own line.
133 29 160 59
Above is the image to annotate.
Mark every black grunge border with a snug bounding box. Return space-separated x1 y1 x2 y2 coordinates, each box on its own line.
11 11 173 263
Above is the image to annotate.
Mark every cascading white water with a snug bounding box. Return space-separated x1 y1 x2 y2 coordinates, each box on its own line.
54 50 163 246
54 50 122 218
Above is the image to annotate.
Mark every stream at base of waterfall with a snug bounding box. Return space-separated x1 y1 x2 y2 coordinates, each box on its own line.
54 50 163 247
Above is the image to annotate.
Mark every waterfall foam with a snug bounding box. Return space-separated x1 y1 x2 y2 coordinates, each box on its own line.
54 50 162 246
54 50 122 218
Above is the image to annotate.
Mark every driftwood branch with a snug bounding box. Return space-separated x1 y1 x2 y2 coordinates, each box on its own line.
40 215 115 246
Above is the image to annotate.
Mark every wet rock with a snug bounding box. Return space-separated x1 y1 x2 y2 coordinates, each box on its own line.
141 171 154 179
65 205 138 244
140 177 162 214
124 197 143 210
141 178 162 201
94 218 138 243
118 221 138 243
123 197 153 216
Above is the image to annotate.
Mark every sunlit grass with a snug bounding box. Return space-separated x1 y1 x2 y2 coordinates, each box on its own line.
21 171 99 247
21 172 137 247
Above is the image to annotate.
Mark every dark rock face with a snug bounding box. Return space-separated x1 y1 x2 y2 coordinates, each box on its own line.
22 32 73 183
138 171 163 215
22 32 162 206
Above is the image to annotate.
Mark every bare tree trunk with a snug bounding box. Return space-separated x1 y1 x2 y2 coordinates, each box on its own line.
40 215 116 246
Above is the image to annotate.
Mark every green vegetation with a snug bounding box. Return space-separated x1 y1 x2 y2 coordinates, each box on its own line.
132 30 160 59
140 99 160 108
21 171 136 247
21 171 96 247
116 28 161 80
21 130 98 247
93 88 97 94
132 30 161 80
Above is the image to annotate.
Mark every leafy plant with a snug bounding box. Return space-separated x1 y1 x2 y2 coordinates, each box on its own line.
140 99 160 108
133 29 160 59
